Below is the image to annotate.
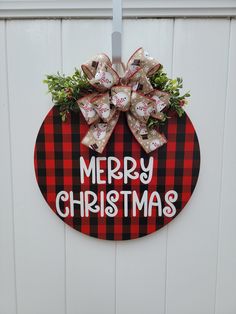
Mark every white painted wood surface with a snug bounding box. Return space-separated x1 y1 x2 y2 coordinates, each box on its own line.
0 20 17 314
1 0 236 18
0 17 236 314
166 18 230 314
62 20 116 314
4 20 66 314
116 19 174 314
215 19 236 314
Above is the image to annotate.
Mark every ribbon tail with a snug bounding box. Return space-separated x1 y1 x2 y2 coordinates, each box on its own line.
126 112 167 154
81 111 120 154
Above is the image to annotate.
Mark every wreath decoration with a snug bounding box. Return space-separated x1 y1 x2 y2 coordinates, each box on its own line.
35 47 200 240
44 48 190 154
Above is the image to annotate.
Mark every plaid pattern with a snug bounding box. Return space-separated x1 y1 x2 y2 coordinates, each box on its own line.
34 107 200 240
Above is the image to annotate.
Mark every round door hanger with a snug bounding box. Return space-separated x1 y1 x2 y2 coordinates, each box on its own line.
34 108 200 240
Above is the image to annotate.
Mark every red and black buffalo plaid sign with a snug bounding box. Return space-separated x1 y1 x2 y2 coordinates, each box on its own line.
34 107 200 240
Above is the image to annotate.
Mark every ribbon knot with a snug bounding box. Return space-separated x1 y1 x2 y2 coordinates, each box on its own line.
77 47 169 154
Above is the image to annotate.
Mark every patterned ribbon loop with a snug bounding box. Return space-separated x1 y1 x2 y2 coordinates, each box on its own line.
126 47 161 77
77 47 170 154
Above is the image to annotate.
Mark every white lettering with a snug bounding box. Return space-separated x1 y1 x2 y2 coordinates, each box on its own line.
80 156 96 184
140 157 154 184
163 190 178 218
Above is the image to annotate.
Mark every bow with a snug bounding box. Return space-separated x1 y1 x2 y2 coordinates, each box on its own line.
77 48 170 154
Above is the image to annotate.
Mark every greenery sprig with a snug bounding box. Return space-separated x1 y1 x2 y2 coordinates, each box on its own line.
44 66 190 125
43 69 92 121
148 67 190 128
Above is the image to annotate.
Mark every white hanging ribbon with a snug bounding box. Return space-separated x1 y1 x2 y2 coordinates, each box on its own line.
112 0 123 75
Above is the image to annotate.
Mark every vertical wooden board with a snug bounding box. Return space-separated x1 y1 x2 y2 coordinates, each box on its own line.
62 20 116 314
116 19 174 314
122 19 173 75
6 20 66 314
0 20 17 314
215 19 236 314
165 19 230 314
